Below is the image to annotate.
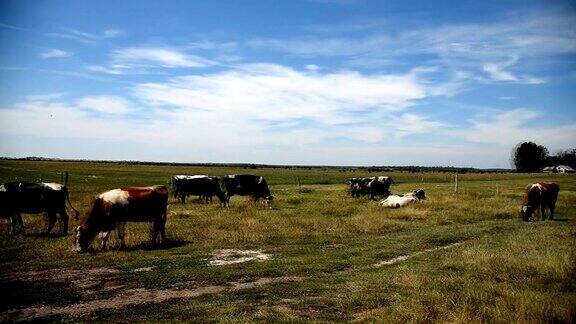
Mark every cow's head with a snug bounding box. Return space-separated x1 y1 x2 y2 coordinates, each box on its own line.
520 205 533 221
413 189 426 200
75 226 91 253
264 195 275 209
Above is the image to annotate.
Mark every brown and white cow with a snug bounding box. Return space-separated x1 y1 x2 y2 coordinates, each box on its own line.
75 185 168 252
520 182 559 221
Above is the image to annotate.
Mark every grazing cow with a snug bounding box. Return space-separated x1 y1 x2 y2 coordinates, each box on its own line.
171 175 226 204
347 177 373 198
75 185 168 252
367 176 394 200
223 175 273 207
348 176 394 199
380 189 426 208
0 182 79 235
520 183 559 221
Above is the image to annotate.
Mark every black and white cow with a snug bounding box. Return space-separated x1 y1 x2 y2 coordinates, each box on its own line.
380 189 426 208
347 177 373 198
223 175 273 207
348 176 393 200
171 175 226 205
0 182 79 235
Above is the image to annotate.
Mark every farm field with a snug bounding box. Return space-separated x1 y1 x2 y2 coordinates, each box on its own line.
0 160 575 322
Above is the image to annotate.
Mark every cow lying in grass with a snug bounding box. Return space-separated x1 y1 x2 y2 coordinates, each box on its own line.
75 185 168 252
520 182 559 221
380 189 426 208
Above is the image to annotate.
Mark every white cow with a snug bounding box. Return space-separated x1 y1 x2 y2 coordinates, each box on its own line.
380 189 426 208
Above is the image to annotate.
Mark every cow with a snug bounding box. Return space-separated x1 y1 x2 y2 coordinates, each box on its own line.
367 176 394 200
347 177 373 198
348 176 394 200
380 189 426 208
520 183 559 221
75 185 168 253
171 175 226 205
223 175 273 207
0 182 79 235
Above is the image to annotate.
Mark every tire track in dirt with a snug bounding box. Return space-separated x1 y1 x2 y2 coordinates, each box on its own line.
1 276 303 321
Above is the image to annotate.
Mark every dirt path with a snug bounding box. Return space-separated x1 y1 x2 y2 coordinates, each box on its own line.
374 242 465 267
2 276 303 321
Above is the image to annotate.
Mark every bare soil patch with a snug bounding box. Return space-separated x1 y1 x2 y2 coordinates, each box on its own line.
2 267 120 291
2 276 303 321
374 242 464 267
208 249 271 266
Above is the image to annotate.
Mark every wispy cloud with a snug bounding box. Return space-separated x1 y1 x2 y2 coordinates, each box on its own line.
77 96 132 114
458 108 576 149
482 56 545 84
249 12 575 84
0 22 27 31
112 47 214 68
134 63 436 124
49 27 126 43
40 49 71 59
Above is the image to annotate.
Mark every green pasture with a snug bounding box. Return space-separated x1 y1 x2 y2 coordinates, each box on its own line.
0 160 574 322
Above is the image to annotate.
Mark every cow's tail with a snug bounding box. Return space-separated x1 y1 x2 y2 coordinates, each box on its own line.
65 188 80 220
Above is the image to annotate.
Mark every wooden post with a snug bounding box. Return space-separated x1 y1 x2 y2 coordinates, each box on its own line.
297 176 302 193
61 171 69 186
454 174 458 194
495 183 499 197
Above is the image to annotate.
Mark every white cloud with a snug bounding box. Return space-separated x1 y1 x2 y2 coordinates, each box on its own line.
40 49 71 59
134 63 433 124
483 63 518 82
458 108 576 149
112 47 214 68
394 113 444 138
85 65 124 75
482 56 545 84
77 96 131 114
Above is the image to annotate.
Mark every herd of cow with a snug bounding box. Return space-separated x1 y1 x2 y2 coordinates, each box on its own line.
0 173 560 253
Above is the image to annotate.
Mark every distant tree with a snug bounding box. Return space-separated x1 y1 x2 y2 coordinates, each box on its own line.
547 149 576 168
512 142 549 172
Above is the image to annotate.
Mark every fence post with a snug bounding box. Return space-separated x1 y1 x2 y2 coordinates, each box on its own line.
453 174 458 194
61 171 69 186
495 183 499 197
297 176 302 193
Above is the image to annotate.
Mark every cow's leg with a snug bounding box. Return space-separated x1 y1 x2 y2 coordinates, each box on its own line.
100 231 111 250
16 214 24 233
179 193 186 204
116 222 126 249
549 204 555 220
541 205 547 221
152 217 166 245
9 214 19 234
59 210 69 235
46 212 57 234
151 222 160 245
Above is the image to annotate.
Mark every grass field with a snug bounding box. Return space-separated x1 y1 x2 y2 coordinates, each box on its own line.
0 160 575 322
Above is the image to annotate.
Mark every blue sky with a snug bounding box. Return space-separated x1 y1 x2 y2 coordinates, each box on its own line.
0 0 575 168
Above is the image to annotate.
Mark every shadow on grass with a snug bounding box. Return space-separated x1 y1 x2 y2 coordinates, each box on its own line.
121 239 189 252
0 279 82 312
551 218 570 222
24 232 68 238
